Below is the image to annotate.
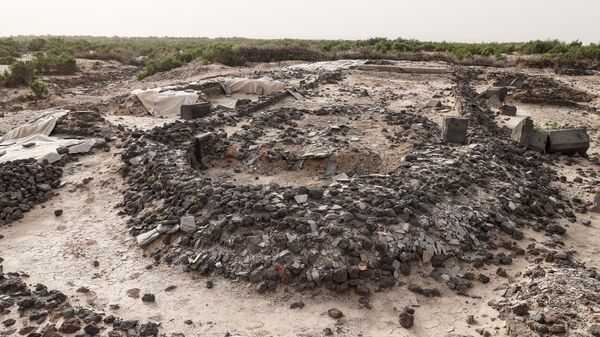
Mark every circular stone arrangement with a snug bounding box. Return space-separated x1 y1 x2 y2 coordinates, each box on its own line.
117 75 579 298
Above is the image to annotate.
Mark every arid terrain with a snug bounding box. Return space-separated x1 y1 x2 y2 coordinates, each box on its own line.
1 56 599 337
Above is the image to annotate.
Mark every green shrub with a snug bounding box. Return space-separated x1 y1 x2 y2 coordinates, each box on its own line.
28 78 49 98
0 56 16 64
202 44 245 66
32 54 78 74
2 61 35 87
135 56 184 80
27 38 47 52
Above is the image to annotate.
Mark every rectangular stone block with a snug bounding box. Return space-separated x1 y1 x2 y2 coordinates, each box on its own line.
442 117 468 144
483 86 508 101
592 193 600 213
511 117 533 145
501 105 517 116
181 102 211 120
511 117 548 153
528 129 548 153
547 128 590 155
187 132 214 170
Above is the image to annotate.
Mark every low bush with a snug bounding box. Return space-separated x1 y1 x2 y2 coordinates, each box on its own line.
28 78 49 98
2 36 600 80
135 55 184 80
202 44 245 66
1 61 35 87
32 54 78 75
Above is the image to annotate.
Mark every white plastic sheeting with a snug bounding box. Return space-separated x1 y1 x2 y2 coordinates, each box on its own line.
0 109 95 163
132 88 199 117
221 77 286 96
0 109 68 143
286 60 367 72
0 135 95 163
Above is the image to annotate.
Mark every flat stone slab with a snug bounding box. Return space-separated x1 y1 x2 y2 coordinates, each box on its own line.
68 139 96 154
136 229 160 247
483 86 508 101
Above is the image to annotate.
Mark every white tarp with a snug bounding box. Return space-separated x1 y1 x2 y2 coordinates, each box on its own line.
286 60 367 72
221 77 286 96
0 109 95 163
0 134 94 163
0 109 68 143
132 88 199 117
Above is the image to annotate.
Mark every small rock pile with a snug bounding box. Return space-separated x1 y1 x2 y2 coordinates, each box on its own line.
0 261 160 337
489 71 595 106
52 111 118 138
0 159 62 226
490 250 600 337
384 110 441 143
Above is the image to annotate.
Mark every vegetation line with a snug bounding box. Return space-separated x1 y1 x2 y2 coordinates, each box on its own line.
1 36 600 83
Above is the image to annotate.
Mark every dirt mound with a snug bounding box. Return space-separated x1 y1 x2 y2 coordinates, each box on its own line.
491 72 595 105
140 61 230 83
53 111 118 137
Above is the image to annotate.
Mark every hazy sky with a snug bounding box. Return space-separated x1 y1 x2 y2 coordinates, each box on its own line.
2 0 599 43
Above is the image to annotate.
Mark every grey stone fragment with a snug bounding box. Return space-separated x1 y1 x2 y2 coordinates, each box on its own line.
294 194 308 203
180 216 197 233
136 229 160 247
68 140 95 154
591 193 600 213
483 86 508 101
332 173 349 182
426 99 442 108
56 146 69 155
500 104 517 116
157 222 179 234
43 152 62 164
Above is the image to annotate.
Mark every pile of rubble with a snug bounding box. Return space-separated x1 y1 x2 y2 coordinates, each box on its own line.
490 251 600 337
52 111 118 138
0 159 62 226
0 261 160 337
384 110 441 143
490 72 595 106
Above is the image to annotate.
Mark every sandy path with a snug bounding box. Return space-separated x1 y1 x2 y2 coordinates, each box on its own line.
0 150 512 337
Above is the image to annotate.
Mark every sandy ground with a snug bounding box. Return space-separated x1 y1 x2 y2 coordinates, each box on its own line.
1 59 600 337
